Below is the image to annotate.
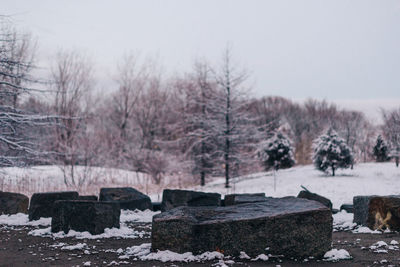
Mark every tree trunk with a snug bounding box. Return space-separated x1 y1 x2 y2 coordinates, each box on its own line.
224 84 231 188
396 157 399 167
200 171 205 186
331 165 335 177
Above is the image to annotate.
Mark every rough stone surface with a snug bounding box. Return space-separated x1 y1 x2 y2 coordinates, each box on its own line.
353 195 378 226
224 193 266 206
152 202 162 211
99 187 152 211
340 204 354 213
51 200 120 235
152 197 332 258
161 189 221 211
78 195 98 201
0 192 29 215
367 196 400 231
297 190 333 210
28 191 79 221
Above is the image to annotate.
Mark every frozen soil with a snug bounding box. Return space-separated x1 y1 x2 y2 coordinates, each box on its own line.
1 222 400 267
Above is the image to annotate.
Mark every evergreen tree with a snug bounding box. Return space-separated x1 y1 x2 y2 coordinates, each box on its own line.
373 135 390 162
313 128 353 176
258 131 295 171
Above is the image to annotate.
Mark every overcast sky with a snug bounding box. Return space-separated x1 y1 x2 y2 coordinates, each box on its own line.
3 0 400 107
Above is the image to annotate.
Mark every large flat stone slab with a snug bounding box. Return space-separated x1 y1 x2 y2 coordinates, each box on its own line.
224 193 266 206
152 197 332 258
297 190 332 210
99 187 152 211
51 200 120 235
29 191 79 221
161 189 221 211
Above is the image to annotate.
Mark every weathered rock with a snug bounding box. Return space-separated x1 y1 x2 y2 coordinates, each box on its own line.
0 192 29 215
224 193 267 206
161 189 221 211
51 200 120 235
78 195 98 201
297 190 333 210
99 187 152 211
152 202 162 211
340 204 354 213
366 196 400 231
29 191 79 221
353 195 378 226
152 197 332 258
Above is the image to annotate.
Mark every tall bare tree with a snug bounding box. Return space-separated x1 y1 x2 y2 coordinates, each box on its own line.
51 50 94 186
0 18 51 167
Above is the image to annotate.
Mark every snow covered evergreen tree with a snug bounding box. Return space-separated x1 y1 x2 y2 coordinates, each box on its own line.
258 131 295 171
313 128 353 176
373 135 390 162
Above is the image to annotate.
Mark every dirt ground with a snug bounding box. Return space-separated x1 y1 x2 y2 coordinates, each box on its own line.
0 222 400 267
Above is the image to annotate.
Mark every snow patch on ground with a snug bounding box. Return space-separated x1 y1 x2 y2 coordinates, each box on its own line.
61 242 88 250
191 162 400 209
118 243 224 262
323 249 351 261
332 210 356 231
120 209 159 223
0 213 51 226
369 240 399 253
28 224 147 239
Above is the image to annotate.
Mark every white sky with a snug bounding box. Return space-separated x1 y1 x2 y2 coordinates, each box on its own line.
3 0 400 114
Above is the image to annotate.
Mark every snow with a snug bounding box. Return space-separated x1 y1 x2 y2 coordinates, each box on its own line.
251 254 269 261
28 224 147 239
117 243 224 262
191 162 400 209
332 210 356 231
60 243 88 250
323 249 351 261
120 209 159 223
0 213 51 226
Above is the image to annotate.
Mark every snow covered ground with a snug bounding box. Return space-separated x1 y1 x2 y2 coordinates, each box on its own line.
190 162 400 209
1 162 399 209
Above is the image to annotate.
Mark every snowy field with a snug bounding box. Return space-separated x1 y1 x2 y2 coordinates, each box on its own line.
1 162 399 209
0 165 188 200
190 162 400 209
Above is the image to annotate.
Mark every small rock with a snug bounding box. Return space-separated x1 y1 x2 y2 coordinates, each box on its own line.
161 189 221 211
99 187 152 211
0 192 29 215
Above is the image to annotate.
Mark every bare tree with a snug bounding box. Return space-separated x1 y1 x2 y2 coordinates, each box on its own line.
213 47 253 188
178 60 220 186
51 50 95 187
382 108 400 167
0 18 52 167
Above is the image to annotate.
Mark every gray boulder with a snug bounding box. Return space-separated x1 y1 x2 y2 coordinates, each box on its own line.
152 197 332 258
161 189 221 211
99 187 152 211
224 193 266 206
51 200 120 235
0 192 29 215
78 195 98 201
152 202 162 211
29 191 79 221
297 190 333 210
353 195 378 226
340 204 353 213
